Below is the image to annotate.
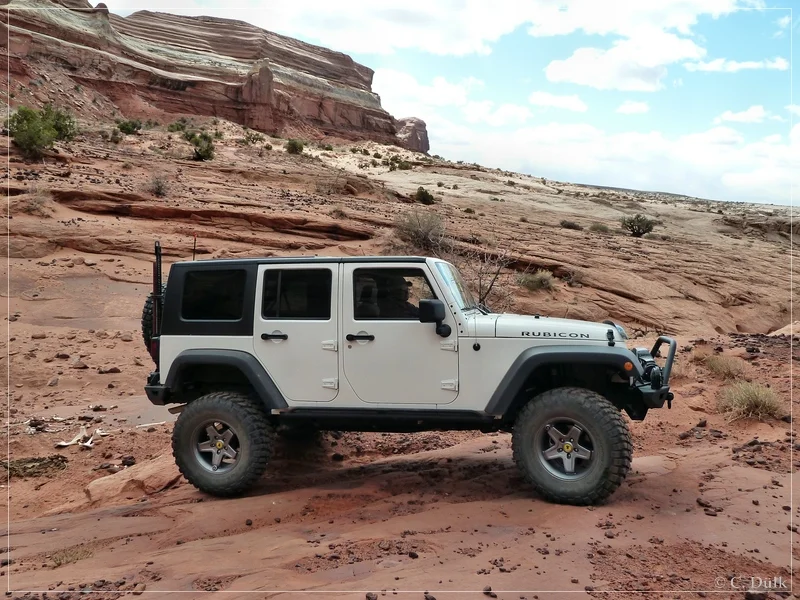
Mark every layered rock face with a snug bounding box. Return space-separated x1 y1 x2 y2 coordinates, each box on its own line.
1 0 429 150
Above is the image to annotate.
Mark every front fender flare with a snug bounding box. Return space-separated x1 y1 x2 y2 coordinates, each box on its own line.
484 345 642 417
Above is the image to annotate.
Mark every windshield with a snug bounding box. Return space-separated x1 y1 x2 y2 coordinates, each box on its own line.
435 261 479 311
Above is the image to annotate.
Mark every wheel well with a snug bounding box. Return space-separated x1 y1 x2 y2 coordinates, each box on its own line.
503 362 647 423
172 363 255 404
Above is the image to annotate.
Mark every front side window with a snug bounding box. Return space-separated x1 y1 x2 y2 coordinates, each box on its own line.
182 269 247 321
262 269 332 320
353 267 436 320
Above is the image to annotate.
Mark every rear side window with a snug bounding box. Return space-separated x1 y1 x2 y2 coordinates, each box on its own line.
262 269 332 320
181 269 247 321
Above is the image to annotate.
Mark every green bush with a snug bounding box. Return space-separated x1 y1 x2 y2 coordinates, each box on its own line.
361 148 370 156
414 186 435 205
323 144 333 151
285 139 304 154
437 181 444 187
191 132 215 161
117 119 142 135
150 175 168 197
589 222 610 233
350 147 359 153
620 213 657 237
464 207 475 214
6 105 77 158
373 152 382 159
243 130 265 145
167 118 189 132
398 161 412 170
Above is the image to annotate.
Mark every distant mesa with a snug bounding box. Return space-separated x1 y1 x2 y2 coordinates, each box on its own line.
5 0 429 152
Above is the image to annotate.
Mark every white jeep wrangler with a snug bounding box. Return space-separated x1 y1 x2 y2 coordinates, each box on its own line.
142 243 676 505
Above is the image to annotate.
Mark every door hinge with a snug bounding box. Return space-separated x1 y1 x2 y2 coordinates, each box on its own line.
440 339 457 352
322 378 338 390
441 379 458 391
322 340 338 352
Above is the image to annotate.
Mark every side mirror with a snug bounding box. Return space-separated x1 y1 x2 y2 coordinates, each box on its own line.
418 299 451 337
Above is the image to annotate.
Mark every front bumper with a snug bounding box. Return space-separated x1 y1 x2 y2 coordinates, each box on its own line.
144 371 169 405
636 335 677 408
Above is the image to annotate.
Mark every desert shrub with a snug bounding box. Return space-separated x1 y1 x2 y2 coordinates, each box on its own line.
324 144 334 151
243 130 265 145
520 216 528 223
122 162 132 170
6 105 77 158
350 147 359 153
373 152 382 159
560 220 583 230
398 161 412 170
506 180 516 186
371 159 378 167
464 207 475 214
149 175 168 197
437 181 444 187
330 207 347 219
414 187 435 205
17 183 53 217
518 269 554 291
702 354 750 380
388 163 397 172
117 119 141 135
361 148 370 155
285 139 304 154
562 269 585 286
191 132 215 161
452 184 459 190
213 130 224 139
41 104 77 141
620 213 657 237
717 382 782 422
109 129 123 144
395 210 445 251
167 118 189 132
589 222 610 233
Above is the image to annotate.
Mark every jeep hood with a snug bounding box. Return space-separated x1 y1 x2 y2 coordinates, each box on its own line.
471 313 623 343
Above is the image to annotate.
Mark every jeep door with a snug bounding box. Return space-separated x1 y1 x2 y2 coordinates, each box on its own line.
341 263 459 406
253 263 339 402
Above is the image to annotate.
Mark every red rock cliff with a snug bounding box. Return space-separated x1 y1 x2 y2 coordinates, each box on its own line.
0 0 429 149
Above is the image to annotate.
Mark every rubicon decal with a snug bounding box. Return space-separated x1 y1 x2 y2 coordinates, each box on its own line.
521 331 591 338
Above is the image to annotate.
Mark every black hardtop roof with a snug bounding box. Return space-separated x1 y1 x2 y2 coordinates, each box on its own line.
171 256 433 268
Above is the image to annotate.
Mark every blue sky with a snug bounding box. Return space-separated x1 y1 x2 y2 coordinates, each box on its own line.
105 0 797 204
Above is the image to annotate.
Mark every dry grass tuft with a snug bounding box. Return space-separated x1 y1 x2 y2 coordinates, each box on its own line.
517 269 554 291
701 354 751 380
717 382 782 422
51 545 93 567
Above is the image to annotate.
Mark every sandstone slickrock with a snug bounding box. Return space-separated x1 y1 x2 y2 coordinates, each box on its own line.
83 453 180 505
3 0 429 149
395 117 430 154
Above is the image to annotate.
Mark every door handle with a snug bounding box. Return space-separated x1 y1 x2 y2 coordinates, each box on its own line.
346 333 374 341
261 332 288 340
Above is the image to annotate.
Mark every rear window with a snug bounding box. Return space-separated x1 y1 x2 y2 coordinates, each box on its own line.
181 269 247 321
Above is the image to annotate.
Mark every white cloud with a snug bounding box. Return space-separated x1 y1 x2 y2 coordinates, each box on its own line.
786 105 800 116
616 100 650 114
713 105 768 124
528 91 588 112
684 57 789 72
105 0 756 61
372 69 483 118
773 14 791 37
427 119 797 204
462 101 532 127
545 31 705 91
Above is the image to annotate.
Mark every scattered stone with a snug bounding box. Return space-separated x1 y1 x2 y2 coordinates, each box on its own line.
121 456 136 467
132 583 146 595
780 414 792 423
31 332 46 340
72 359 88 369
703 508 717 517
331 453 344 461
696 419 707 428
47 376 59 387
120 333 133 342
55 352 70 359
408 551 419 559
678 431 691 440
483 586 497 598
98 366 121 374
366 594 378 600
571 578 579 583
696 497 712 508
752 500 759 506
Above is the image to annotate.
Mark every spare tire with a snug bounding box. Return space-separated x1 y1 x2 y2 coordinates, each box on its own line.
141 284 166 351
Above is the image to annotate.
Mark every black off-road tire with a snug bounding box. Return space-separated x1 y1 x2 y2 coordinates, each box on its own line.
512 386 632 506
141 283 166 351
172 391 275 497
